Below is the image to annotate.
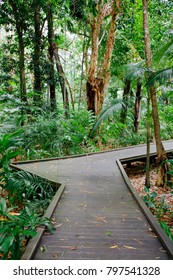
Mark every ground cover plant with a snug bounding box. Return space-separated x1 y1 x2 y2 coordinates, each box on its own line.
124 158 173 243
0 131 55 259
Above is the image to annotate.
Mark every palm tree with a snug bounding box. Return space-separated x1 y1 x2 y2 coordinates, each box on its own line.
142 0 169 188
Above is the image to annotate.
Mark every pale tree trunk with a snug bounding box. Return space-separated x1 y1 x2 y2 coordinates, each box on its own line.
142 0 168 187
53 43 70 113
78 33 87 109
87 0 120 115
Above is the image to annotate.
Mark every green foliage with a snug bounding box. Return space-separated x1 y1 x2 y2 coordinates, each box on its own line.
0 130 22 186
0 129 56 259
143 187 173 243
148 68 173 88
5 171 54 206
143 189 157 208
0 198 54 260
165 158 173 187
159 221 173 243
90 102 122 138
124 61 147 81
21 109 96 158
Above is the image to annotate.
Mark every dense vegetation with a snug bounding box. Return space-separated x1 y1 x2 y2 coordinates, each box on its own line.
0 0 173 258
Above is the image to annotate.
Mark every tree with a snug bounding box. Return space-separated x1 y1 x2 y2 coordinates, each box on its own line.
87 0 120 115
142 0 168 187
32 0 43 106
47 2 56 110
8 0 28 105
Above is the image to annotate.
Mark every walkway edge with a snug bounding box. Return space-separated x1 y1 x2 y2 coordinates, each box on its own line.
117 159 173 259
21 184 66 260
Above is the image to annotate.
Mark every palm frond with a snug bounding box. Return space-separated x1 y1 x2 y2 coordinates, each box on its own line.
153 40 173 65
89 102 122 137
124 61 147 81
148 67 173 88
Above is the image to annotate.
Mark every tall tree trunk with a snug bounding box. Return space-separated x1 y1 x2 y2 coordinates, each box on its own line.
8 0 27 105
145 90 151 188
18 28 27 104
78 33 87 109
142 0 168 187
134 80 142 132
87 0 120 115
53 42 69 113
33 3 42 106
120 79 131 124
47 3 56 110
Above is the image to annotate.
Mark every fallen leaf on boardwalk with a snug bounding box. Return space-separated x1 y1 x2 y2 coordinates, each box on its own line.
80 190 95 194
147 234 157 238
123 245 137 250
40 245 47 252
93 215 107 223
53 253 58 258
110 245 119 249
159 247 166 253
133 239 143 244
55 223 62 228
71 246 77 250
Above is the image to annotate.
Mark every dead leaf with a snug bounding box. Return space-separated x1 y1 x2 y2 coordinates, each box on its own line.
110 245 119 249
55 223 62 228
123 245 137 250
71 246 77 250
133 238 143 244
93 215 107 223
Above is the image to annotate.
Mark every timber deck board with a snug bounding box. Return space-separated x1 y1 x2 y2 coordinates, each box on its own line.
15 141 173 260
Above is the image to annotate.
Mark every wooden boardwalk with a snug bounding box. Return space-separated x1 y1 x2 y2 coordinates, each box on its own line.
15 141 173 260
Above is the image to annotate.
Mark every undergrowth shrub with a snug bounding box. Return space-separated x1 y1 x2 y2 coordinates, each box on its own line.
21 109 96 159
0 130 56 259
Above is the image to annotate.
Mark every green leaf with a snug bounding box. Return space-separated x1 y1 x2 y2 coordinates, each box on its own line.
20 230 37 238
148 67 173 88
1 235 15 253
90 102 122 137
144 186 149 193
150 191 157 199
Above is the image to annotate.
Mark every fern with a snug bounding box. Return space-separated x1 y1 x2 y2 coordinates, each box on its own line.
6 171 54 202
90 102 122 138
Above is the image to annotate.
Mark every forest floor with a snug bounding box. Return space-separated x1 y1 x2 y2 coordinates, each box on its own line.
124 162 173 233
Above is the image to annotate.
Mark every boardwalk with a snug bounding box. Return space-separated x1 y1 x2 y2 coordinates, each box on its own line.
15 141 173 260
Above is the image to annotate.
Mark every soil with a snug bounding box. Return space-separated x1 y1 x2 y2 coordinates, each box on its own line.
124 161 173 231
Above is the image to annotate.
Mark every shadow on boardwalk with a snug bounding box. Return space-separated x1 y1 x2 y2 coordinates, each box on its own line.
15 141 173 260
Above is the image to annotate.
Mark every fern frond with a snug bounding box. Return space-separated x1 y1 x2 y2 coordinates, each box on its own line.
90 102 122 137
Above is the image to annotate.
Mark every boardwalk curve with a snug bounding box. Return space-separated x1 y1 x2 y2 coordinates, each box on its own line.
13 141 173 260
